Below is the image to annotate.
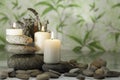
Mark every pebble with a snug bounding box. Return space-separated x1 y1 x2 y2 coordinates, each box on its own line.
94 73 105 79
6 35 33 45
0 71 8 79
49 69 61 76
16 73 30 80
45 72 60 78
16 70 27 74
6 44 36 54
76 63 88 70
95 68 104 75
8 54 44 70
77 74 85 80
64 73 78 77
83 69 94 77
37 73 50 80
69 68 81 74
27 69 43 77
69 59 77 66
106 71 120 77
89 65 98 72
90 58 107 68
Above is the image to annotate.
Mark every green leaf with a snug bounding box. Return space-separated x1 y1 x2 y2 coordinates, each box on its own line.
89 2 95 11
83 31 90 44
13 14 19 20
88 45 95 52
0 17 9 24
68 35 83 45
73 46 82 53
112 3 120 8
41 7 54 16
0 36 5 43
0 2 4 6
115 33 120 43
12 0 18 9
118 16 120 19
56 0 63 4
57 4 65 9
19 11 27 18
56 22 66 33
34 1 54 8
66 4 80 8
96 12 105 20
89 41 105 51
90 16 96 23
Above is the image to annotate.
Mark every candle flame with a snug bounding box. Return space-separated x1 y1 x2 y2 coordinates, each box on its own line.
41 26 45 32
13 22 16 28
51 32 54 39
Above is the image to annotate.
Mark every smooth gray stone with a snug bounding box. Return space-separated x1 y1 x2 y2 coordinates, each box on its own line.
8 54 44 70
42 62 74 73
106 71 120 77
6 35 33 45
45 72 60 78
6 44 36 54
49 70 61 76
16 73 30 80
16 70 27 74
64 73 78 77
83 69 94 77
37 73 50 80
69 68 81 74
0 71 8 79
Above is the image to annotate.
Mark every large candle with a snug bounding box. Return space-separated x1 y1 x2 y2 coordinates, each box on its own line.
6 22 23 35
34 26 50 53
44 32 61 64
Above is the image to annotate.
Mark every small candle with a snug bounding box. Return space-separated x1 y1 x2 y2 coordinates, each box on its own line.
44 32 61 64
6 22 23 35
34 26 50 53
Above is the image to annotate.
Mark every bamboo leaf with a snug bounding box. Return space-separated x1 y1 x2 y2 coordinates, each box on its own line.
89 2 95 11
112 3 120 8
57 4 65 9
83 31 90 44
66 4 80 8
0 17 9 24
12 0 18 9
96 12 105 20
88 45 95 52
115 33 120 43
0 2 4 6
73 46 82 53
90 16 96 23
41 7 54 16
34 1 54 8
89 41 105 51
68 35 83 45
56 0 63 4
0 36 5 43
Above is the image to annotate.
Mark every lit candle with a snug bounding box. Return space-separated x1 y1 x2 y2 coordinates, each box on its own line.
44 32 61 64
34 26 50 53
6 22 23 35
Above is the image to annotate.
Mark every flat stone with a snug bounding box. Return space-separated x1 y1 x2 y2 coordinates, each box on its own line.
37 73 50 80
0 71 8 79
90 58 107 68
106 71 120 77
42 61 74 73
6 44 36 54
69 68 81 74
45 72 60 78
8 54 44 70
83 69 94 77
77 74 85 80
49 70 61 76
6 35 33 45
26 69 43 77
94 73 105 79
16 73 30 80
16 70 27 74
64 73 78 77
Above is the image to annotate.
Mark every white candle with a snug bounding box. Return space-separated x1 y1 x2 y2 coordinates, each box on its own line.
6 22 23 35
34 26 50 53
44 32 61 63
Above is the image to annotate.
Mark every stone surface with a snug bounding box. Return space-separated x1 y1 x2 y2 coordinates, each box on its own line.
76 63 88 70
0 71 8 79
89 65 98 72
37 73 50 80
77 75 85 80
83 69 94 77
27 69 43 77
16 70 27 74
106 71 120 77
16 73 30 80
6 35 33 45
95 68 104 75
45 72 60 78
93 73 105 79
90 58 107 68
49 70 61 76
69 68 81 74
8 54 44 70
64 73 78 77
6 44 36 54
8 71 16 77
42 61 74 73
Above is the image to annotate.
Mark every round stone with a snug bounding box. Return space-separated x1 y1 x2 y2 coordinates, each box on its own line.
8 54 44 70
16 73 30 80
90 58 107 68
83 69 94 77
95 68 104 75
64 73 78 77
42 62 74 73
6 44 36 54
37 73 50 80
0 71 8 79
6 35 33 45
76 63 88 70
69 68 81 74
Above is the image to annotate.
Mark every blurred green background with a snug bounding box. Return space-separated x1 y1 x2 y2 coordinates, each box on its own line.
0 0 120 53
